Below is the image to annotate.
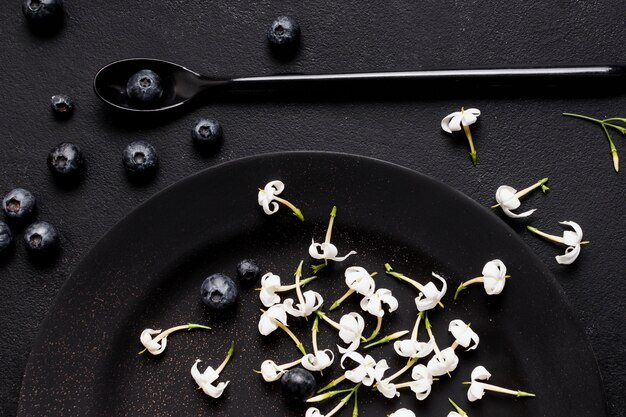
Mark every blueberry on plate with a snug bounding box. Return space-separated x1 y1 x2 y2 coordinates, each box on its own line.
22 0 65 29
122 141 158 176
191 118 223 153
23 221 59 256
2 188 36 223
236 259 260 285
267 16 300 52
126 69 163 104
200 273 238 312
50 94 74 119
47 142 84 179
281 368 316 403
0 221 13 254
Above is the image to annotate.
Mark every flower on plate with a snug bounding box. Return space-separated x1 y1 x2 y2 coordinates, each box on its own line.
394 312 435 358
454 259 508 299
360 287 398 342
302 316 335 372
377 379 399 399
139 323 211 355
259 304 306 354
466 365 535 402
330 266 376 311
492 178 549 218
259 272 318 307
441 107 481 165
389 409 416 417
341 351 388 386
385 264 447 311
258 358 302 382
283 261 323 318
448 319 479 351
258 304 288 336
527 221 588 265
309 206 356 272
191 341 234 398
318 311 365 353
426 346 459 377
409 364 434 400
258 180 304 221
360 288 398 318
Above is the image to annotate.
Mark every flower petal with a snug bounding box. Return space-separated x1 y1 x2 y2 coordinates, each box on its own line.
442 112 462 133
495 185 521 209
556 244 581 265
560 221 583 246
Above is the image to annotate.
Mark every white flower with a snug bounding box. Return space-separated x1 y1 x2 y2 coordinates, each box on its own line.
305 408 324 417
528 221 586 265
258 180 285 215
360 288 398 317
302 349 335 372
426 347 459 376
441 108 481 133
467 365 491 402
259 360 285 382
140 329 167 355
393 338 435 358
309 206 356 267
449 320 479 350
482 259 507 295
415 272 447 311
389 408 416 417
258 304 287 336
337 313 365 353
309 240 356 262
257 180 303 220
139 323 211 355
465 365 535 401
260 272 282 307
441 107 481 165
259 358 302 382
284 290 324 318
377 379 399 398
341 351 388 386
345 266 376 296
556 221 585 264
409 364 433 400
495 185 537 218
191 359 229 398
448 413 464 417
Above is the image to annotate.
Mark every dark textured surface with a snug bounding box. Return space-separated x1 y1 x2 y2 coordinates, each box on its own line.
0 1 624 416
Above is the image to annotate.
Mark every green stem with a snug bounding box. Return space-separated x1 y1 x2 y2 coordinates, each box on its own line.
364 316 383 342
448 398 467 416
215 341 235 374
318 374 347 393
363 330 409 349
330 288 355 311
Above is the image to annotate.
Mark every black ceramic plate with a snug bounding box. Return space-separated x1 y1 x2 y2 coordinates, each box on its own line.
18 152 606 417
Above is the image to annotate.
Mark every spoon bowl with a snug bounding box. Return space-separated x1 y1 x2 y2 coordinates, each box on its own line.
93 58 225 112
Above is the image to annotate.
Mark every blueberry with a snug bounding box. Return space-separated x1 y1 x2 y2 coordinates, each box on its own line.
236 259 260 284
47 142 84 179
2 188 36 222
280 368 316 403
50 95 74 119
122 141 158 176
191 118 223 153
22 0 64 28
126 70 163 104
267 16 300 51
200 273 238 312
23 221 59 256
0 221 13 254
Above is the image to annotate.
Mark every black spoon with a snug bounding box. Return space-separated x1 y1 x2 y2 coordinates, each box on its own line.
94 58 626 113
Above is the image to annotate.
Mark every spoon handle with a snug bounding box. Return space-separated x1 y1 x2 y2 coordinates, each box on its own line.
228 65 626 92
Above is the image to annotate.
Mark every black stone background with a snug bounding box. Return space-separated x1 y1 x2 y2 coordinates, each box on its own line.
0 1 624 416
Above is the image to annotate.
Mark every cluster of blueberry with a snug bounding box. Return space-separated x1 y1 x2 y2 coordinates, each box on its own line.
200 259 261 312
0 188 59 260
